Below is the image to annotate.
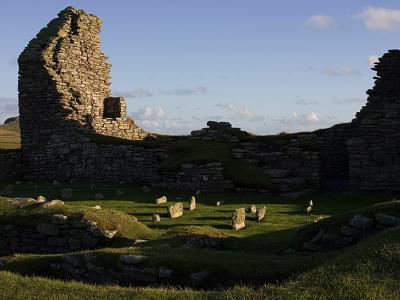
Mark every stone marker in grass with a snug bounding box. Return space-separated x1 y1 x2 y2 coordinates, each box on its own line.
167 203 183 218
232 208 246 230
216 201 224 207
256 206 266 221
152 214 161 222
189 196 196 211
247 204 256 214
155 196 167 205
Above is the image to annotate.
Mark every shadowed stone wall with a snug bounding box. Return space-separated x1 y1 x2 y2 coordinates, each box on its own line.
18 7 147 181
347 50 400 191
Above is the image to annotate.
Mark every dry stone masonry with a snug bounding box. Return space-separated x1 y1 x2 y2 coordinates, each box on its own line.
18 7 147 181
4 6 400 193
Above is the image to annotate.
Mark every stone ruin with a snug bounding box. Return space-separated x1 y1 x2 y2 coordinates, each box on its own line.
1 6 400 193
18 7 147 179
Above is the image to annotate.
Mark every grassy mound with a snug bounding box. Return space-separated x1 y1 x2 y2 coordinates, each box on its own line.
292 199 400 250
160 139 278 191
0 197 156 243
2 227 400 299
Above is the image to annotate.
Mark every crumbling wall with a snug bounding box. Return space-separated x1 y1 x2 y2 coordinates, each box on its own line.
347 50 400 191
18 7 147 181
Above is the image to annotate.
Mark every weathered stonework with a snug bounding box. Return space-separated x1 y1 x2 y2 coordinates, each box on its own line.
18 7 147 181
8 6 400 193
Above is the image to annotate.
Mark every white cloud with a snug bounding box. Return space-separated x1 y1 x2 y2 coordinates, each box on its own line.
368 55 379 68
358 6 400 31
132 106 166 121
160 86 207 96
322 65 360 77
305 15 336 30
216 103 263 121
0 97 18 123
116 88 154 98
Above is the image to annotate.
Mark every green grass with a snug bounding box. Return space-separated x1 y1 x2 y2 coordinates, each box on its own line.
160 139 278 191
0 122 20 150
2 227 400 299
2 182 400 298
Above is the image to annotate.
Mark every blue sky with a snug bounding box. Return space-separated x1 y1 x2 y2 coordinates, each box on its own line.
1 1 400 134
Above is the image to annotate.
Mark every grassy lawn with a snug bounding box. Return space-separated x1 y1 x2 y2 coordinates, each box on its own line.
0 122 20 150
1 182 397 254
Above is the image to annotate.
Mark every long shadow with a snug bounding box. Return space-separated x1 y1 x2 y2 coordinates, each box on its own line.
193 216 229 221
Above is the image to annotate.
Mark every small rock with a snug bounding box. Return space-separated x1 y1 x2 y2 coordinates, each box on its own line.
10 198 37 208
94 193 104 200
189 196 196 211
190 271 209 288
152 214 161 222
156 196 167 204
93 205 101 209
167 203 183 218
134 239 148 244
41 199 65 208
103 229 118 239
61 188 73 199
349 214 374 229
51 214 68 225
374 213 399 227
256 206 266 221
216 201 224 207
36 195 47 203
306 206 312 214
232 208 245 230
120 254 148 265
247 205 256 214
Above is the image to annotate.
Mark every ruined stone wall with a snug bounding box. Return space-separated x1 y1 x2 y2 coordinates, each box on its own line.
18 7 147 181
348 50 400 191
0 151 21 181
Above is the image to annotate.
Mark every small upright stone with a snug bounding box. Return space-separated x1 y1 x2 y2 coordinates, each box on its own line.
156 196 167 204
306 206 312 214
216 201 224 207
247 205 256 213
152 214 161 222
167 203 183 218
36 195 47 203
189 196 196 211
232 208 246 230
256 206 266 221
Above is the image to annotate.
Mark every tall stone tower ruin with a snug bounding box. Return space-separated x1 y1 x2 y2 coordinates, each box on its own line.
18 7 147 180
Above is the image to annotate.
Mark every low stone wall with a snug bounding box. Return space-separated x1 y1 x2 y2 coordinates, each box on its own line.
0 151 21 181
0 213 116 256
233 134 321 192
